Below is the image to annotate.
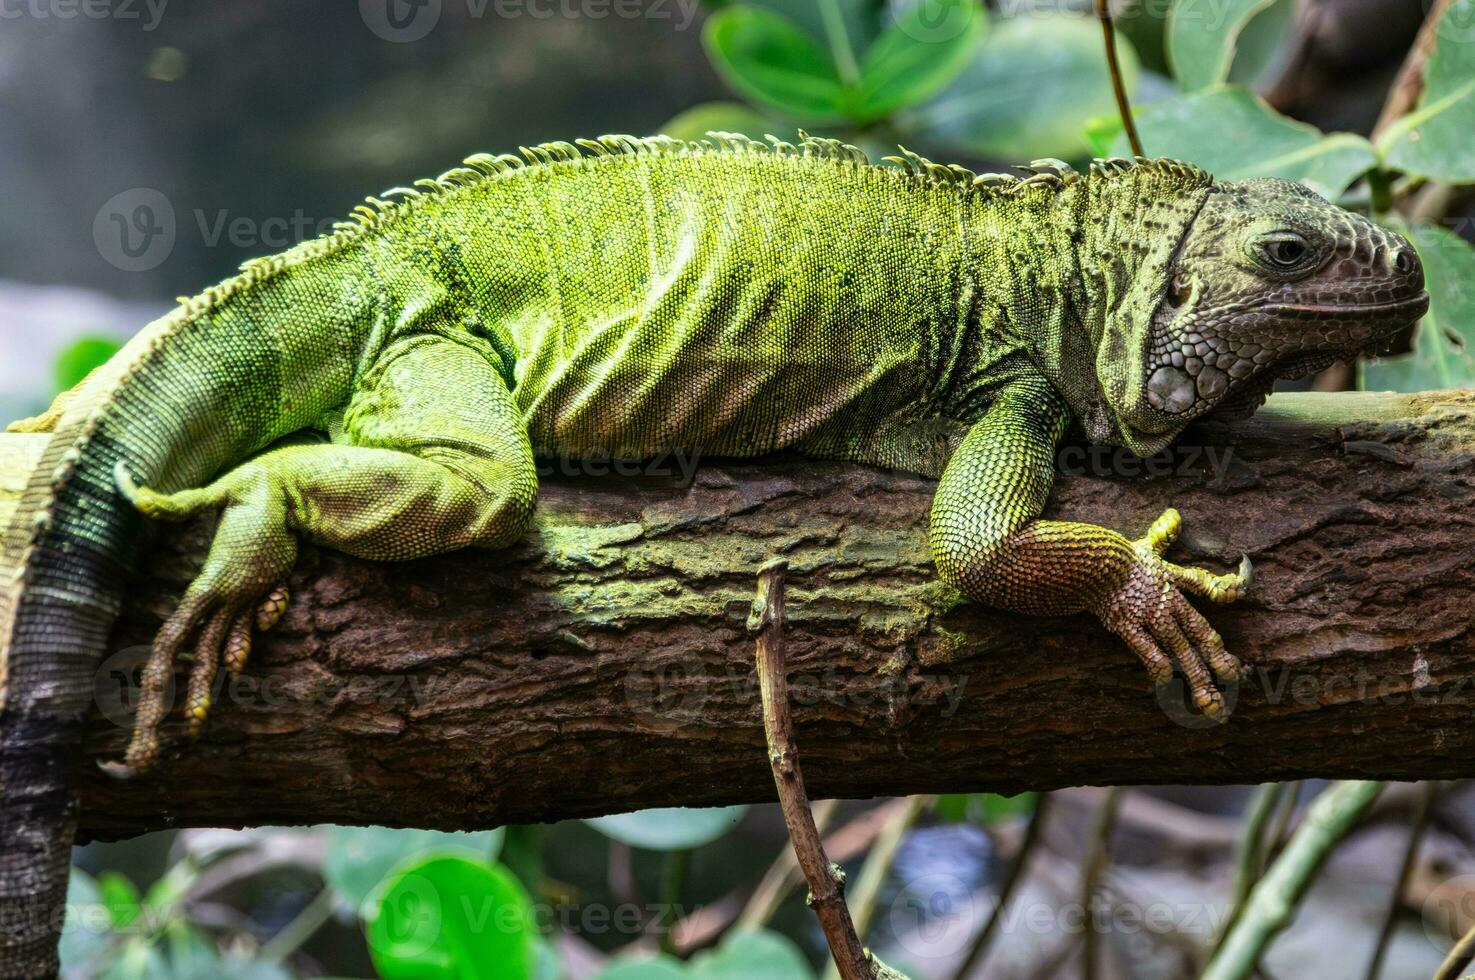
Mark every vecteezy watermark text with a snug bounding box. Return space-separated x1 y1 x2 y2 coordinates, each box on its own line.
1056 443 1235 482
536 448 702 485
358 0 699 43
0 0 166 29
94 189 346 273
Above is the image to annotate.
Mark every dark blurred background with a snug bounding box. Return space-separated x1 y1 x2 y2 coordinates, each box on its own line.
5 2 1473 978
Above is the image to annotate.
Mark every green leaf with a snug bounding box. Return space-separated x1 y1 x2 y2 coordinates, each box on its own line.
907 13 1140 163
97 872 141 930
584 806 747 850
52 335 122 394
1166 0 1278 91
1361 221 1475 391
1082 112 1125 157
660 102 777 142
851 0 985 120
1115 0 1172 75
1225 0 1295 88
689 928 816 980
703 7 850 120
1378 0 1475 183
163 922 223 979
935 792 1036 825
99 940 168 980
592 955 690 980
744 0 882 76
326 826 505 911
60 869 111 977
366 856 536 980
1112 86 1377 199
141 857 199 932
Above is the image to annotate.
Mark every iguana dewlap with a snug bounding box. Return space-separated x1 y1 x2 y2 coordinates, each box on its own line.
0 132 1427 978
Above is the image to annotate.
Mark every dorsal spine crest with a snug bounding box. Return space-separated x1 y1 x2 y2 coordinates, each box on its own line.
156 131 1211 332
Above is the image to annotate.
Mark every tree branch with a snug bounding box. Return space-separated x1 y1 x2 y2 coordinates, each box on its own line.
752 559 883 980
3 391 1473 841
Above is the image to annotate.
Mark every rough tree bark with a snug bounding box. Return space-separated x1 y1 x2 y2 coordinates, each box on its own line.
2 390 1472 842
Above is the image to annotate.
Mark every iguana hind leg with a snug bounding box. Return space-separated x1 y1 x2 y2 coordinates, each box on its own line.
103 334 537 776
928 376 1251 719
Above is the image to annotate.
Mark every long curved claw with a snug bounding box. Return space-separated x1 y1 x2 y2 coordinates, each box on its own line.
1168 553 1254 604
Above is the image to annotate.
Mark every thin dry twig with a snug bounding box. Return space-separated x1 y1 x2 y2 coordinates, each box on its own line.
1203 781 1383 980
736 799 841 933
672 799 908 955
821 795 933 980
750 558 873 980
1364 782 1437 980
1213 784 1289 955
1094 0 1143 157
1081 787 1125 980
1435 918 1475 980
948 793 1053 980
846 795 931 943
1262 780 1301 873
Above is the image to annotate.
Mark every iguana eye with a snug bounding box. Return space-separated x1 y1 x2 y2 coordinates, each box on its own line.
1260 234 1309 269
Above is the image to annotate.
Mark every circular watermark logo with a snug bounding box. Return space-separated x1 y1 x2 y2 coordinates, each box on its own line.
1156 675 1240 730
623 661 713 723
364 872 443 957
888 872 978 959
93 188 175 273
94 645 172 729
889 0 977 44
1431 0 1475 44
1423 872 1475 953
360 0 443 42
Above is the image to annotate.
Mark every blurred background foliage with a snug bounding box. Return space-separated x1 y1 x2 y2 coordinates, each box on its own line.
5 0 1475 977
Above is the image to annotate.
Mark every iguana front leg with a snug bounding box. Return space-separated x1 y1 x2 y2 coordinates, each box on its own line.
104 333 538 775
929 376 1251 718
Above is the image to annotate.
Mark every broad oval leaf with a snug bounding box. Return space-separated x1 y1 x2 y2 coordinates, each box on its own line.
689 928 816 980
907 13 1140 163
366 855 535 980
1378 0 1475 183
584 806 747 850
1361 221 1475 392
53 335 122 393
744 0 883 70
96 872 141 930
703 7 850 121
1111 85 1377 199
1166 0 1278 92
592 955 690 980
935 791 1037 825
1225 0 1295 88
852 0 985 121
326 826 504 911
660 102 776 142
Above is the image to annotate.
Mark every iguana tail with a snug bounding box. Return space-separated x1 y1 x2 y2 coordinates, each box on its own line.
0 256 370 977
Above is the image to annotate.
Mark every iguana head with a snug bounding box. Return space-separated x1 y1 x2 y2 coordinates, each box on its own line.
1109 176 1427 453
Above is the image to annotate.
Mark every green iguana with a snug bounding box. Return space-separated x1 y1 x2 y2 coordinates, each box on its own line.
0 132 1427 977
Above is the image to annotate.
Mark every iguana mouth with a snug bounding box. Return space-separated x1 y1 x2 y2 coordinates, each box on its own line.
1257 292 1429 320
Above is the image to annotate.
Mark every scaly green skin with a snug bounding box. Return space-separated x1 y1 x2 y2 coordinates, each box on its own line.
0 132 1427 978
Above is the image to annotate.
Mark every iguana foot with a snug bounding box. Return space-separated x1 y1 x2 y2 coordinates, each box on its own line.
1092 508 1252 721
100 463 297 778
